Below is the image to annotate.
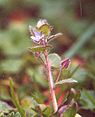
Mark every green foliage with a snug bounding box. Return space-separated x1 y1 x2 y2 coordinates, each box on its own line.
0 101 13 113
0 0 95 116
0 59 24 73
9 79 26 117
80 90 95 110
0 112 21 117
48 53 61 68
28 45 52 52
6 112 21 117
63 104 77 117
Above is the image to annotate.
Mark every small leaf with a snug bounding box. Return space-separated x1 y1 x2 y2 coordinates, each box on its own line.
0 101 13 112
55 78 77 86
42 106 52 116
7 112 21 117
48 53 61 68
21 96 38 109
36 19 52 36
61 69 71 79
80 90 95 110
48 33 63 42
63 103 77 117
28 45 52 52
70 65 80 77
10 78 26 117
38 24 51 36
0 59 24 73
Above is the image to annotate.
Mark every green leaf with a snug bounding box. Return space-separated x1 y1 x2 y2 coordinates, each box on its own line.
27 67 48 87
55 78 77 86
7 112 21 117
47 33 63 42
64 23 95 58
21 96 38 109
61 69 71 79
28 45 52 52
9 78 26 117
0 101 13 113
42 106 52 117
70 65 80 77
0 59 24 73
48 53 61 68
63 104 77 117
70 66 87 83
21 97 38 117
80 90 95 110
38 24 51 36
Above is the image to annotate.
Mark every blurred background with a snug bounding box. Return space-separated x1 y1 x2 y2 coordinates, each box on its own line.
0 0 95 116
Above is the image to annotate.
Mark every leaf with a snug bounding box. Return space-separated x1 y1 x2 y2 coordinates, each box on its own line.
28 45 52 52
21 97 38 117
61 69 71 79
80 90 95 110
70 65 80 77
7 112 21 117
0 101 13 112
27 67 48 87
9 78 26 117
48 53 61 68
70 66 87 83
64 23 95 58
0 85 10 100
63 104 77 117
0 59 24 73
47 33 63 42
38 24 51 36
55 78 77 86
21 96 38 109
42 106 52 117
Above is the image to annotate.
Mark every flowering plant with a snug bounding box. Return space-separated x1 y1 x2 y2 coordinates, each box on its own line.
27 19 81 117
8 19 81 117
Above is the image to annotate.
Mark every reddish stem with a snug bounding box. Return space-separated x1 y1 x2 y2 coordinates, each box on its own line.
44 50 58 113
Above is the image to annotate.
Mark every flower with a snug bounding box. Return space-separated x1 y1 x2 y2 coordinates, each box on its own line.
60 58 71 69
29 19 53 43
29 25 45 43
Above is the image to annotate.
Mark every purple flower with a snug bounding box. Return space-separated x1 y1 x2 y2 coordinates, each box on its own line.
29 25 45 43
29 19 52 43
60 58 71 69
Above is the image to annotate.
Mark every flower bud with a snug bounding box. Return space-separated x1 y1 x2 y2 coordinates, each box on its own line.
60 58 71 69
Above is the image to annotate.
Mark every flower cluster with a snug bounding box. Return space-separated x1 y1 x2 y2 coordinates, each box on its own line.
29 19 52 44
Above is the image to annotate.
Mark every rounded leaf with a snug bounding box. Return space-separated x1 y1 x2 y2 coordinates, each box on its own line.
48 53 61 68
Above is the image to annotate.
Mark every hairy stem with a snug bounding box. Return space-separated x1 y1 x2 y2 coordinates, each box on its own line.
44 50 58 113
55 68 62 82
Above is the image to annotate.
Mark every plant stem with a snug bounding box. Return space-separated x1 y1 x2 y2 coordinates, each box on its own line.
55 68 62 82
44 50 58 113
